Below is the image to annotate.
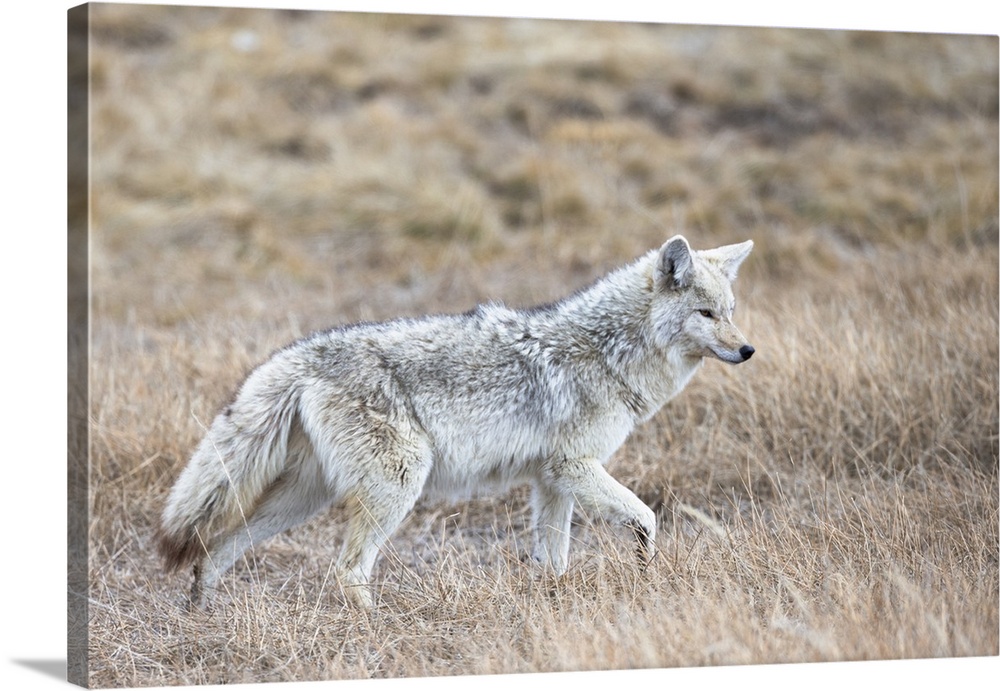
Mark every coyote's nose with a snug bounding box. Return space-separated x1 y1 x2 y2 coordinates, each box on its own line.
739 345 755 361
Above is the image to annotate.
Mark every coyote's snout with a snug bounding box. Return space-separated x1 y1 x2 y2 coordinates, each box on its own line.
158 234 755 609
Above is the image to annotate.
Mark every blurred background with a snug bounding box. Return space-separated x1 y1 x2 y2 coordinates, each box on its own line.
87 4 997 329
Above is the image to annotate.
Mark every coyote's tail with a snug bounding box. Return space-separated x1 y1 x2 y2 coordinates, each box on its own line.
155 376 300 571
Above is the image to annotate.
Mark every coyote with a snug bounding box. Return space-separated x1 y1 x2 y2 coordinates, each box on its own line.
157 235 754 608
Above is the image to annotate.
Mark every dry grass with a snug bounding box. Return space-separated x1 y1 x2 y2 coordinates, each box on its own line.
81 4 998 688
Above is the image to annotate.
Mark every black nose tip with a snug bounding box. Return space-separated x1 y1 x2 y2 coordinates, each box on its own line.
739 345 755 361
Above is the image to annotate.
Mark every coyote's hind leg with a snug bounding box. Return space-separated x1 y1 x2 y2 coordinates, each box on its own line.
332 432 434 609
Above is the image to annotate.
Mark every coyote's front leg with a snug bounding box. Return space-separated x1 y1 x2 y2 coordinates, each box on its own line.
542 457 657 567
530 483 575 574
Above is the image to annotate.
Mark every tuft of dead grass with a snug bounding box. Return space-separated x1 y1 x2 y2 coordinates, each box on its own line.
81 5 998 688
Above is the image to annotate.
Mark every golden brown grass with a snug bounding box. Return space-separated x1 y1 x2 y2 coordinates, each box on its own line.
82 4 998 687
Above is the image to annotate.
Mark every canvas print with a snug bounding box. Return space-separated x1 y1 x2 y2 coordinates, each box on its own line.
69 2 999 688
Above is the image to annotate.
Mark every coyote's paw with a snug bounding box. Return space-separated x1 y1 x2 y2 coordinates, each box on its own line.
626 508 657 569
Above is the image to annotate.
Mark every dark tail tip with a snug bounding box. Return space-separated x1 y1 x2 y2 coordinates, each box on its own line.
155 524 202 572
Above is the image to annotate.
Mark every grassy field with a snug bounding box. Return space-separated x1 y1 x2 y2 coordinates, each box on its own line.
82 4 998 687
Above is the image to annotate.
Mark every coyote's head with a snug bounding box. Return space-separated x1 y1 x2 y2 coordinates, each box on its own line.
650 235 754 364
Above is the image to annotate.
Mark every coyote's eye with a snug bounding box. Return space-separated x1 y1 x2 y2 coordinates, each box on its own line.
698 309 714 319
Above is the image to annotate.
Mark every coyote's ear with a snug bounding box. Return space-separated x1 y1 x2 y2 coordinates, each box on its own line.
704 240 753 282
656 235 693 290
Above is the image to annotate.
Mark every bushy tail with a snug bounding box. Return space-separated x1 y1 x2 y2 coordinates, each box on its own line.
156 376 300 572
